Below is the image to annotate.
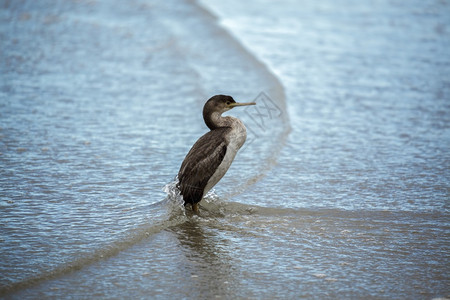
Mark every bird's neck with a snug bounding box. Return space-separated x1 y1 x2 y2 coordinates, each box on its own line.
204 111 232 130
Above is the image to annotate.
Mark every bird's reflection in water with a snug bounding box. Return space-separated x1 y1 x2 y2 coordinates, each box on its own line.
168 218 237 298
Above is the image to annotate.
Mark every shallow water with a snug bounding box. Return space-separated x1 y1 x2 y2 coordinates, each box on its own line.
1 0 449 298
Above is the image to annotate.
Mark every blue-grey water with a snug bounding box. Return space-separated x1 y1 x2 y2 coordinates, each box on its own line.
1 0 449 298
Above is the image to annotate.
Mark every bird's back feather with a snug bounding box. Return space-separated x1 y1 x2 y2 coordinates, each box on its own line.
177 127 231 205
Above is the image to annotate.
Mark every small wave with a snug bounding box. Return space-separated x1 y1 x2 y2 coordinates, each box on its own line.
0 184 189 296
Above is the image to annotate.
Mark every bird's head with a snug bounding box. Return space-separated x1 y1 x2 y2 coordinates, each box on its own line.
204 95 256 114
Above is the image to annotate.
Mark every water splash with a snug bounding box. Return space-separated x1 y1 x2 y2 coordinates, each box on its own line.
162 178 187 219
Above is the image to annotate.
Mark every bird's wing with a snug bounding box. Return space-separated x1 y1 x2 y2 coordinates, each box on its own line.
178 128 230 204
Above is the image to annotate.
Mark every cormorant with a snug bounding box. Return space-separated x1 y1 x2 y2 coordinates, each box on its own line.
177 95 255 212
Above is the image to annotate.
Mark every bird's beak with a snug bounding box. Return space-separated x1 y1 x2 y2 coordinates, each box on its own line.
229 102 256 108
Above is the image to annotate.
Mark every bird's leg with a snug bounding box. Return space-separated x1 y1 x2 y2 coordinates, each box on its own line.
192 203 199 213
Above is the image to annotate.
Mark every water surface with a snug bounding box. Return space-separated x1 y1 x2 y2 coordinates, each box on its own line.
1 0 449 298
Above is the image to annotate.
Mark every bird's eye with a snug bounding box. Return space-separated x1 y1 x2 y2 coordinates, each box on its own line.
226 101 231 105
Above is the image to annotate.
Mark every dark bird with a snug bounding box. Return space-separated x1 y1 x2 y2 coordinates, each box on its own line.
177 95 256 213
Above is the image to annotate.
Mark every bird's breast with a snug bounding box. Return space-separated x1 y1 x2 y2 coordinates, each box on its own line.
227 118 247 152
